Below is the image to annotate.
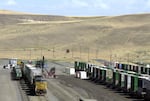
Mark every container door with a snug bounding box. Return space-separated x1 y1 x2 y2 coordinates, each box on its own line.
113 72 116 86
115 72 119 86
74 61 77 70
122 64 125 70
106 69 109 82
131 76 134 92
102 70 105 81
136 66 139 73
96 68 99 79
106 69 113 83
119 64 122 69
92 67 95 78
100 69 102 81
103 70 106 81
87 66 91 77
121 73 125 88
127 75 131 90
98 69 100 80
149 68 150 75
129 65 132 71
145 68 148 74
118 73 121 87
125 75 128 90
134 76 138 92
141 67 144 74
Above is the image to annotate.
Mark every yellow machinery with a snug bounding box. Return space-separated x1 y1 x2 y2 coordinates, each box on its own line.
34 76 47 95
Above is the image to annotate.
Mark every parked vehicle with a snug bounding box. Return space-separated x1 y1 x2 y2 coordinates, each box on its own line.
9 58 17 67
3 64 11 69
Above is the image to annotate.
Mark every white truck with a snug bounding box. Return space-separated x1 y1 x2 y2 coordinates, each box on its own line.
9 58 17 67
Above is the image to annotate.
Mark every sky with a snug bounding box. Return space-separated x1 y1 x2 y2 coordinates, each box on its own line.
0 0 150 16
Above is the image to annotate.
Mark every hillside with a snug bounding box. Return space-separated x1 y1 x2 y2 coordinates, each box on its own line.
0 10 150 62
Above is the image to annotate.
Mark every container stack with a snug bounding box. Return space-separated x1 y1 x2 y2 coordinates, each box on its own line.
74 61 150 100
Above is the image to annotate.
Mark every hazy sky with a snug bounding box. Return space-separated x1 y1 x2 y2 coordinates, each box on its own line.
0 0 150 16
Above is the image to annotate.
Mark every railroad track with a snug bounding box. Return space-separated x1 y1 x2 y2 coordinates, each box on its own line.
28 95 48 101
19 79 49 101
17 80 29 101
38 96 49 101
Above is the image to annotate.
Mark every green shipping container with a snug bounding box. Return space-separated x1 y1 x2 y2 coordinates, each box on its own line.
74 61 78 70
121 72 126 88
115 71 119 86
113 70 119 86
92 67 96 79
131 75 138 92
106 69 113 84
100 68 106 82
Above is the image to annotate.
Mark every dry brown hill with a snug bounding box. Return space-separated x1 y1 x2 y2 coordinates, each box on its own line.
0 10 150 62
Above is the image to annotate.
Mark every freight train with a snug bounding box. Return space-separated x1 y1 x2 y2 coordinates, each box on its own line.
74 61 150 101
23 64 47 95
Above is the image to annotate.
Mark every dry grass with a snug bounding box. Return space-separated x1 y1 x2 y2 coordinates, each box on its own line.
0 11 150 63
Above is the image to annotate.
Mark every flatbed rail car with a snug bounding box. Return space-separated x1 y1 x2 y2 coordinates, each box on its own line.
23 64 47 95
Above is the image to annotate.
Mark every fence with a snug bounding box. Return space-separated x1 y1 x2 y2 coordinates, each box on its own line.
0 47 143 63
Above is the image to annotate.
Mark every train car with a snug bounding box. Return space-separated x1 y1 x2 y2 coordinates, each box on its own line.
123 73 131 92
91 66 99 81
74 61 87 72
129 74 149 98
112 69 120 88
119 72 127 90
143 77 150 101
106 68 113 86
12 65 22 80
87 63 94 78
23 64 47 95
130 74 139 94
99 67 107 83
74 61 150 100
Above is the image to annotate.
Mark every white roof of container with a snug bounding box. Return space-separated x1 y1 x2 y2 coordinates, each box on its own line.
25 64 36 70
93 65 100 69
100 67 107 70
31 68 42 76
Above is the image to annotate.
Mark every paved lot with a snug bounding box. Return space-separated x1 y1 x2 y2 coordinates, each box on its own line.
0 59 22 101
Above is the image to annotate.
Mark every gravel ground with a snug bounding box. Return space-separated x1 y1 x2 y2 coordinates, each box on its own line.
46 61 144 101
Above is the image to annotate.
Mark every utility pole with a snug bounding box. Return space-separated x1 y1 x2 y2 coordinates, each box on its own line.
109 49 112 67
127 53 129 64
72 48 74 58
96 48 99 59
30 48 31 60
53 46 55 58
80 45 81 59
88 48 90 62
41 48 42 58
109 54 112 67
114 54 117 62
